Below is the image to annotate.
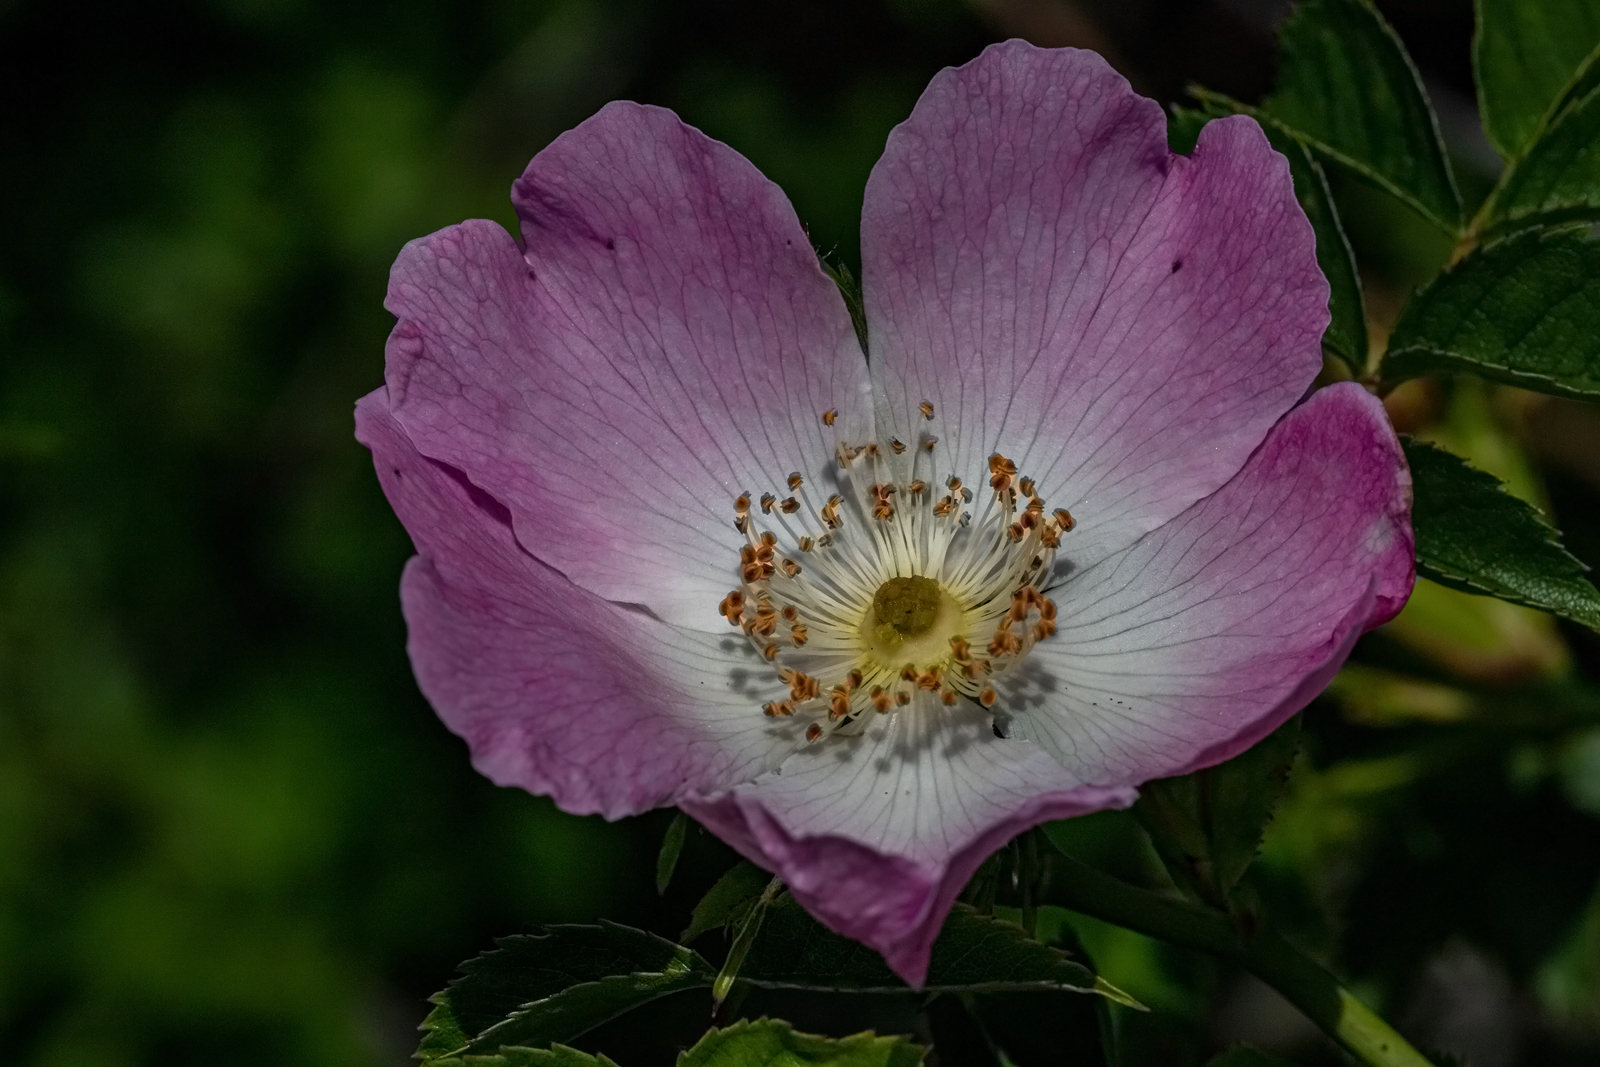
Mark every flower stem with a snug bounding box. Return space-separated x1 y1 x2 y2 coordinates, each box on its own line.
1041 852 1433 1067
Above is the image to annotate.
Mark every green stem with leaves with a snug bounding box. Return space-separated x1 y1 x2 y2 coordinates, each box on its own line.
1042 852 1433 1067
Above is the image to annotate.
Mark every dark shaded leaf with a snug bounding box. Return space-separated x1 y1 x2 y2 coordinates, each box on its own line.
1196 0 1459 232
683 861 772 943
1170 107 1365 368
419 924 715 1060
1404 439 1600 631
821 257 868 355
1485 84 1600 228
1135 718 1301 908
1473 0 1600 160
678 1018 924 1067
1206 1047 1301 1067
657 811 690 895
1383 228 1600 401
741 897 1127 1001
455 1045 619 1067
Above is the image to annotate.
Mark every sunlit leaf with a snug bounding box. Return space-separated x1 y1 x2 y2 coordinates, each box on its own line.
1404 439 1600 631
1383 228 1600 401
678 1018 924 1067
1473 0 1600 160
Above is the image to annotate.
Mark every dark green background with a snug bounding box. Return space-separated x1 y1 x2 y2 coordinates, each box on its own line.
5 1 1600 1065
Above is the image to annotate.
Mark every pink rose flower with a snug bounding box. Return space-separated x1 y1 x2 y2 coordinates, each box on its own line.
356 41 1413 986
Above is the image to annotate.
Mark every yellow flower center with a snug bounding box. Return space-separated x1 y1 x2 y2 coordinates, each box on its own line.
716 402 1076 744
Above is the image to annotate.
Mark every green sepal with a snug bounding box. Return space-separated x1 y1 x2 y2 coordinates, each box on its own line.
657 812 690 895
682 861 772 944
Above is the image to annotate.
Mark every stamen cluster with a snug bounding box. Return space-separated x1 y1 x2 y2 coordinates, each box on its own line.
717 403 1076 744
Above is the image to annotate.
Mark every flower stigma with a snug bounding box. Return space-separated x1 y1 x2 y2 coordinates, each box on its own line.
718 403 1076 743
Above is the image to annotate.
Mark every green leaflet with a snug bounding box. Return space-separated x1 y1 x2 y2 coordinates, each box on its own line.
741 896 1129 1003
1473 0 1600 160
421 898 1131 1060
678 1019 924 1067
1169 106 1366 370
419 924 716 1060
1404 439 1600 632
1240 0 1461 232
1382 228 1600 401
1484 83 1600 228
1134 718 1302 909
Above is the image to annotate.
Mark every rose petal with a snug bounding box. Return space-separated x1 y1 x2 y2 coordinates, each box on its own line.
683 705 1135 986
1001 383 1414 781
862 41 1328 569
383 101 870 633
357 388 787 819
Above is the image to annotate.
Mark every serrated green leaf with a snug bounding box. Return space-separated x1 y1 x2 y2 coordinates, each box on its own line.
657 811 690 895
683 861 772 943
678 1019 925 1067
1485 84 1600 228
1209 718 1302 894
1198 0 1460 233
1473 0 1600 160
1382 228 1600 401
1403 439 1600 632
419 924 715 1060
740 897 1113 998
454 1044 620 1067
1135 719 1301 908
1206 1047 1301 1067
1169 107 1366 369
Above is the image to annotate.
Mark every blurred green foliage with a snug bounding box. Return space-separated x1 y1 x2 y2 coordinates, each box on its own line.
7 1 1600 1066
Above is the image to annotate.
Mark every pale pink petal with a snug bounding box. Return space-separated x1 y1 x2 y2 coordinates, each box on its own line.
357 388 786 819
683 706 1135 986
1002 383 1413 781
862 42 1328 568
383 101 870 633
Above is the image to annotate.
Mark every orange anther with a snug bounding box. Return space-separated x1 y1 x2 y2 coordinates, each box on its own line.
806 723 824 742
760 493 776 513
787 472 803 491
780 497 800 514
1053 508 1076 532
890 438 907 454
919 400 935 420
979 688 998 708
822 409 837 426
